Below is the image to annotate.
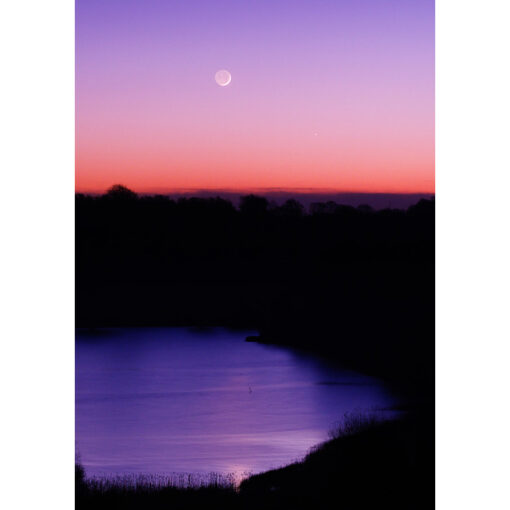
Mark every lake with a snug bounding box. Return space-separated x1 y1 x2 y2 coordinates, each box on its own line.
76 328 400 479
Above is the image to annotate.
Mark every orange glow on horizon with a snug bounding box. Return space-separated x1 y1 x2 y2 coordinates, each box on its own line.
76 0 434 196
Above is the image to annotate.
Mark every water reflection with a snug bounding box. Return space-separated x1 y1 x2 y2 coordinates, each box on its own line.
76 328 400 478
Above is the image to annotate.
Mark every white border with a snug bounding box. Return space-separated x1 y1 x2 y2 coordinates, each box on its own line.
0 1 74 508
1 0 510 508
436 0 510 508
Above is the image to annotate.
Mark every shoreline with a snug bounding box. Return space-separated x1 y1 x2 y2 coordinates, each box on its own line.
76 411 433 509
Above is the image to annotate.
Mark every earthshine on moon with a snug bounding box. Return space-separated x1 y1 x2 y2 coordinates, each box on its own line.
215 70 231 87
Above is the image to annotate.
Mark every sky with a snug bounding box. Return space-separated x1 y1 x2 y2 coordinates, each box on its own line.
76 0 434 194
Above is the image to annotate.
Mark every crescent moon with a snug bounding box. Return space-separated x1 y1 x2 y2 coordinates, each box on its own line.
215 70 232 87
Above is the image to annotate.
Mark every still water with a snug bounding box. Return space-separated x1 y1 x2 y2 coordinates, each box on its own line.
76 328 400 478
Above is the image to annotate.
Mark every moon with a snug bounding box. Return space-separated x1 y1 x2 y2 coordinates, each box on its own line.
215 69 231 87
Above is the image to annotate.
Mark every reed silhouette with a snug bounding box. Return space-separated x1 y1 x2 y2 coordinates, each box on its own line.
75 185 435 509
76 412 433 510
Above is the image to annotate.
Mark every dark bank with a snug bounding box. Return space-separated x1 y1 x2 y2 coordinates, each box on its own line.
75 185 434 509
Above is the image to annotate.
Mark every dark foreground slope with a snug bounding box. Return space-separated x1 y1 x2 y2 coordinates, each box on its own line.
76 413 433 510
240 412 434 510
76 187 435 509
76 187 434 393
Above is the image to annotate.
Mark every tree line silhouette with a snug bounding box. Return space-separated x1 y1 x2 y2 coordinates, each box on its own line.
76 185 434 395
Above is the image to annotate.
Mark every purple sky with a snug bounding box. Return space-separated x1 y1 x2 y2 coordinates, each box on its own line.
76 0 434 194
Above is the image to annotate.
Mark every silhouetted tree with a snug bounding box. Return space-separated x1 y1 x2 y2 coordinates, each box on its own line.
278 199 305 217
105 184 138 201
408 197 435 217
310 201 339 215
239 194 269 216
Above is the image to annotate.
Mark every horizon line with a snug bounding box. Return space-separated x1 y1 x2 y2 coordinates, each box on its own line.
76 186 435 196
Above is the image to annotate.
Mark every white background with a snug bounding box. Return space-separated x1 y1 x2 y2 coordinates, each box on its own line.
1 0 510 508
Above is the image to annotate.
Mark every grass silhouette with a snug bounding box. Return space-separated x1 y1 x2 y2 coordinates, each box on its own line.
76 412 433 510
